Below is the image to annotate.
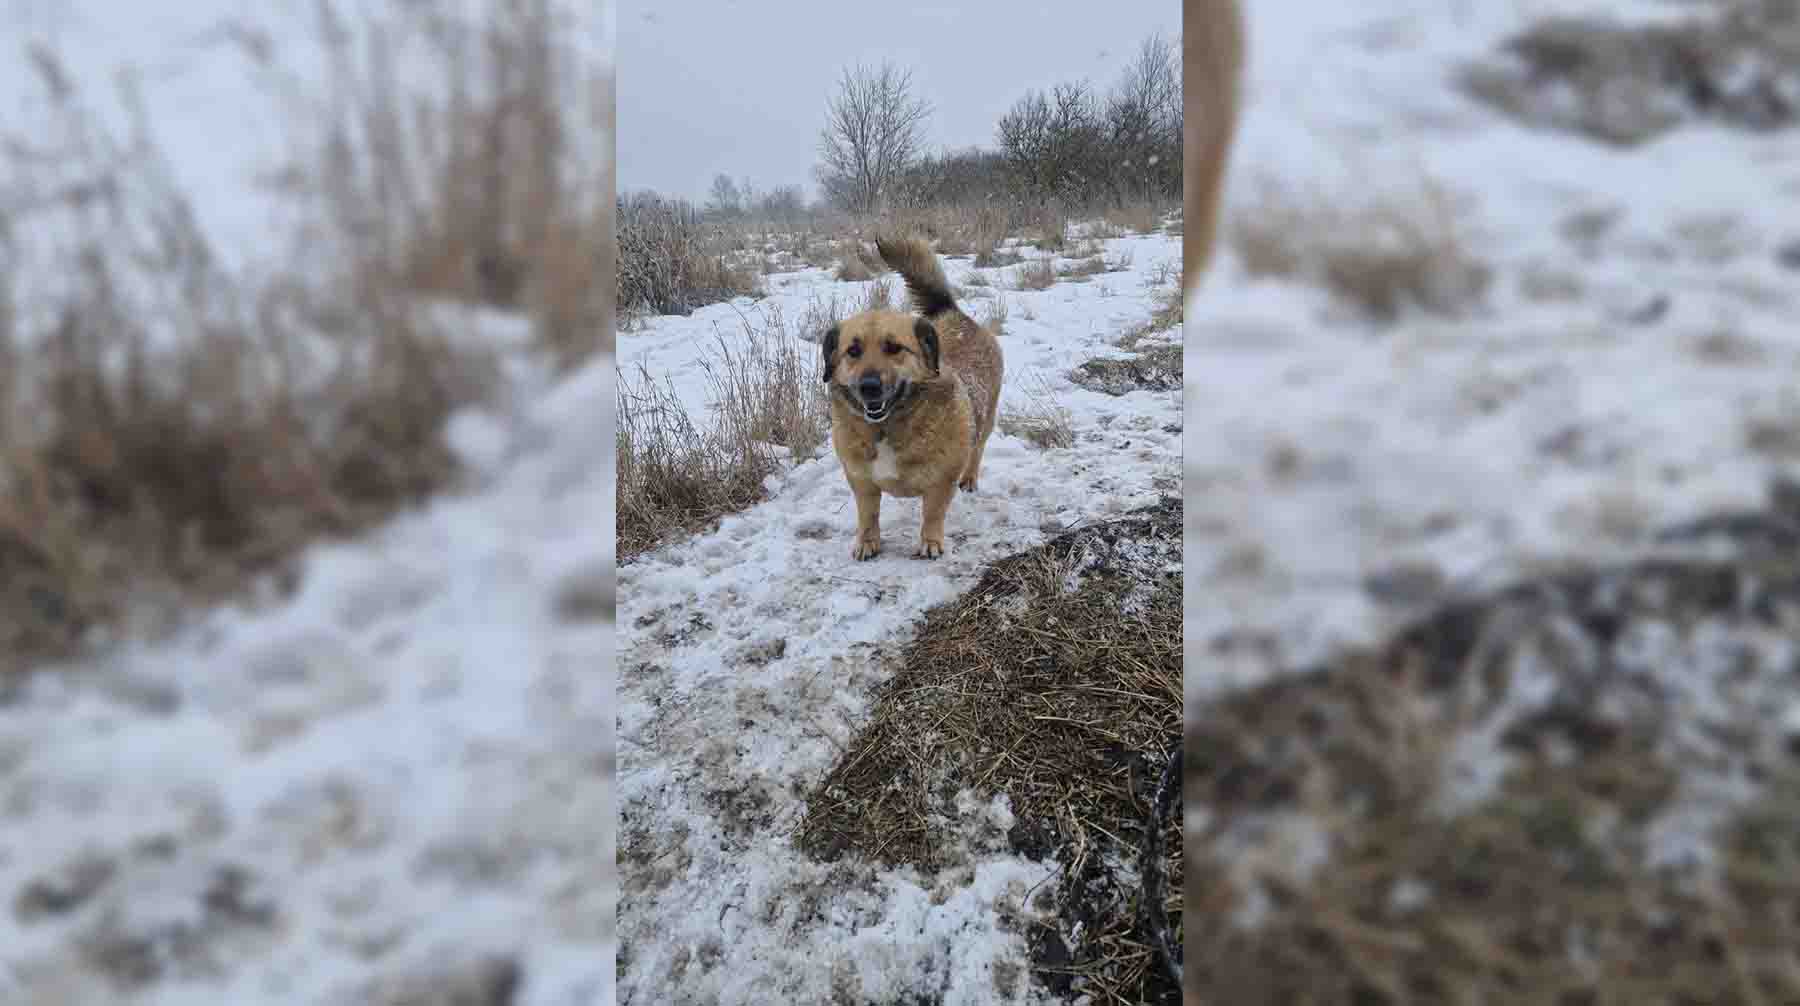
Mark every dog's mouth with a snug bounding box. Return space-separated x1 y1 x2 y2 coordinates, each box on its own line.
857 379 908 424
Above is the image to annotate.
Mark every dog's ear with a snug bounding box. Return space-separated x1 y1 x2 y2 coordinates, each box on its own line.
821 324 839 384
913 317 940 376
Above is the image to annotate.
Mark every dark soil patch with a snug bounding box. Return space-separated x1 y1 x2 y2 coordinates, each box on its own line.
1070 345 1181 397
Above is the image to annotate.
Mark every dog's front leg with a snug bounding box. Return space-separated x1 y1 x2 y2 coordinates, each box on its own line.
915 482 953 559
850 480 883 560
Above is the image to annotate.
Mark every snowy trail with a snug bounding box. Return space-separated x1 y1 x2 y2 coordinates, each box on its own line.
615 237 1184 1002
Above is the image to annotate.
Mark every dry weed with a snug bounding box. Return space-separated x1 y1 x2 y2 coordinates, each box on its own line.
801 498 1183 1004
1016 256 1059 291
617 308 827 561
1 36 501 673
1188 525 1800 1005
292 0 613 362
1230 175 1492 322
997 372 1075 449
1102 201 1165 235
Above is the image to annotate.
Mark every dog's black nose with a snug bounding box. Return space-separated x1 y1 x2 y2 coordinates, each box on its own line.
858 375 883 400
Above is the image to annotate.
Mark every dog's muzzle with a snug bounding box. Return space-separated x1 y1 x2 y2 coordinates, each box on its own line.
858 375 905 423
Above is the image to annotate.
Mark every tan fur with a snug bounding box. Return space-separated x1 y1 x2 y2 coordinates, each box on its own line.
1185 4 1244 1002
1183 0 1246 298
822 237 1004 560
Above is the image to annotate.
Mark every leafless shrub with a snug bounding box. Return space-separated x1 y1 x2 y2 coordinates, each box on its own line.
998 372 1075 449
616 192 763 316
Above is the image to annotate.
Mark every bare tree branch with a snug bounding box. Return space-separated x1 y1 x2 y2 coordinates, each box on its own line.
815 62 932 214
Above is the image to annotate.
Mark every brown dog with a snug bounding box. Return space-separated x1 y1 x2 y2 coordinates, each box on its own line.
822 237 1003 560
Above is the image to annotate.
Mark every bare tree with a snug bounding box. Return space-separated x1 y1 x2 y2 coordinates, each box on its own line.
997 80 1105 205
815 62 932 215
707 173 742 217
1105 31 1182 200
758 184 805 225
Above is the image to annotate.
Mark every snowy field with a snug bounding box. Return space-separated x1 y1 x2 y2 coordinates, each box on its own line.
1183 0 1800 695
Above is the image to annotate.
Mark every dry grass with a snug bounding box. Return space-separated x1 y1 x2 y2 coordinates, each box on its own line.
1071 293 1183 397
1144 260 1179 289
796 291 850 345
801 497 1183 1005
614 368 766 564
1186 499 1800 1005
981 288 1010 336
1131 290 1183 343
1070 345 1181 397
1744 392 1800 458
1062 248 1134 281
616 307 829 562
885 202 1013 264
976 246 1026 269
1016 256 1060 291
617 194 763 318
858 275 895 313
1102 201 1166 235
1 27 517 673
997 372 1076 449
1230 175 1492 322
834 256 876 282
1457 2 1800 147
287 0 613 366
832 240 888 283
1060 255 1106 281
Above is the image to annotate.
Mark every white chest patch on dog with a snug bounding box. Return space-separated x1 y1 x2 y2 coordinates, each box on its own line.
872 441 900 482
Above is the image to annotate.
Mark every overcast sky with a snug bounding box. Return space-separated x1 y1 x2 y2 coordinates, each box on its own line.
617 0 1179 204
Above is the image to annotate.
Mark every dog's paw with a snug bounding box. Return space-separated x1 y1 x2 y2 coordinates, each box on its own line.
957 477 978 493
913 538 944 559
852 538 882 561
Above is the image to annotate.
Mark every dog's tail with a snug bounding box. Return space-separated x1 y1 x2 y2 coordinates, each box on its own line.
873 236 956 318
1183 0 1246 298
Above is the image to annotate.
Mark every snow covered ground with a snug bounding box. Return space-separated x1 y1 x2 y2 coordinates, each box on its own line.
1183 0 1800 697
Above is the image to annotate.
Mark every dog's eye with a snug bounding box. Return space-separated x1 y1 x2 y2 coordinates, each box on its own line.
883 341 901 355
846 343 862 359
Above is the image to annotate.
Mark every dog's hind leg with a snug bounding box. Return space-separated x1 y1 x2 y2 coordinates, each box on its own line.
958 414 997 493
